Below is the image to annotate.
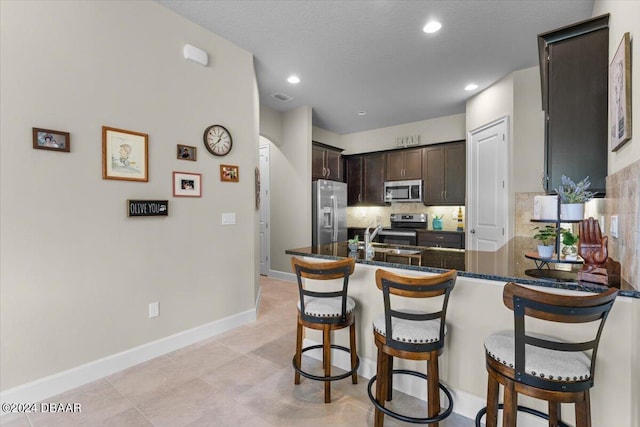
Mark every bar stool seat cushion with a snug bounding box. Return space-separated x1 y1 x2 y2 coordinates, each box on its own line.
298 296 356 317
372 310 446 343
485 330 591 382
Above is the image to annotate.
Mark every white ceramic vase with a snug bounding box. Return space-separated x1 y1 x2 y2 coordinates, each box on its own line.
560 203 585 221
537 244 554 258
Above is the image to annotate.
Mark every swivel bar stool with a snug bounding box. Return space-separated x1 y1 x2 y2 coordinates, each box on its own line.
367 268 457 427
476 282 618 427
291 256 359 403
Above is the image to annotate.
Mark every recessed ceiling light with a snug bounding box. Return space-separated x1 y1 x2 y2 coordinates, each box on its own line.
465 83 479 91
357 111 367 116
287 75 300 84
423 21 442 34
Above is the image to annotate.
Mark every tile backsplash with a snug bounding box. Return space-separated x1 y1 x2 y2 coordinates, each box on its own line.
347 203 465 232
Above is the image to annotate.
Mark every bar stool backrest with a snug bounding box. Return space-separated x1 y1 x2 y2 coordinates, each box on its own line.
502 282 618 392
291 257 356 325
375 269 457 353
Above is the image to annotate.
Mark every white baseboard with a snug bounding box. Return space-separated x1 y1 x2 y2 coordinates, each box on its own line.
302 338 547 427
1 308 256 411
268 269 296 282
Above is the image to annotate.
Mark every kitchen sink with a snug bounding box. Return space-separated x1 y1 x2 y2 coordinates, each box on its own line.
378 248 421 255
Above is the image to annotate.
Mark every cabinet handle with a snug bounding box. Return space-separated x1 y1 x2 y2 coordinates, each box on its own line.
327 168 331 177
441 190 444 200
444 190 447 200
470 229 476 234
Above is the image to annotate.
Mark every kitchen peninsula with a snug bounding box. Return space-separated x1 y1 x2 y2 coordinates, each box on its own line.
286 239 638 297
285 241 638 425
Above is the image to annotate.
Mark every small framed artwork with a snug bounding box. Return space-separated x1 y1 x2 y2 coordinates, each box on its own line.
610 32 632 152
102 126 148 182
173 171 202 197
33 127 70 152
177 144 197 161
220 164 239 182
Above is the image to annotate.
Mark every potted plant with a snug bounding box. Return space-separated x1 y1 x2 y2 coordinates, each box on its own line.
348 235 359 252
533 225 557 258
560 228 579 260
555 175 596 220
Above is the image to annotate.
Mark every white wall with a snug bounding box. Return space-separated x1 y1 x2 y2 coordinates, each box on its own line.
312 126 344 149
269 106 313 273
340 113 466 154
0 0 258 391
595 1 640 172
590 3 640 426
260 104 284 147
513 67 546 193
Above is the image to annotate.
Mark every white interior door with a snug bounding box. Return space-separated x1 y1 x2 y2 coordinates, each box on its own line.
259 143 270 275
468 117 508 252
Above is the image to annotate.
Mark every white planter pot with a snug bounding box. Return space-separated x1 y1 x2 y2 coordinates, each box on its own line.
537 244 554 258
560 203 585 220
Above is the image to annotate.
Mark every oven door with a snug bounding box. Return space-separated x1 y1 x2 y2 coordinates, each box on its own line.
378 230 417 246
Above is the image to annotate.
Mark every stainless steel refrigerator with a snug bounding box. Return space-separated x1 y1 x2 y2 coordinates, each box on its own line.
312 179 347 246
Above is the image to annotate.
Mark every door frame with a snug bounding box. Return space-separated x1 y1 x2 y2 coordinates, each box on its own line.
467 116 510 251
259 142 270 275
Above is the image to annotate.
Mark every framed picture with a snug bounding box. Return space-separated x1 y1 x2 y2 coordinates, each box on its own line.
610 32 632 152
173 171 202 197
220 164 239 182
102 126 148 182
32 127 70 152
177 144 197 161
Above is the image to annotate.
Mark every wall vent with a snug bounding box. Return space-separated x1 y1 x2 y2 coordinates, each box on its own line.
271 92 293 102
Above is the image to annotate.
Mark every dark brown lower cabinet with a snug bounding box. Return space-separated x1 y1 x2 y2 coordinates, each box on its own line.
418 231 465 249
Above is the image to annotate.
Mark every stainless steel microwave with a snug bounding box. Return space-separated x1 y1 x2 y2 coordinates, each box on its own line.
384 179 423 203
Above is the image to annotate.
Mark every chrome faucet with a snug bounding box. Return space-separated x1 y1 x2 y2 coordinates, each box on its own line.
364 225 383 255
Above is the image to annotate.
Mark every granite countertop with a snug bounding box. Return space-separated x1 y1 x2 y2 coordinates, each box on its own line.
285 238 639 298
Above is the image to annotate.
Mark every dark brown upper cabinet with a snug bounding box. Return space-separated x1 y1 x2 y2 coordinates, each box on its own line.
345 152 386 206
312 142 343 181
422 141 465 205
385 147 423 181
538 14 609 195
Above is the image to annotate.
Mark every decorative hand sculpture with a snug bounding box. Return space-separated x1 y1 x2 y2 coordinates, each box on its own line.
578 218 608 270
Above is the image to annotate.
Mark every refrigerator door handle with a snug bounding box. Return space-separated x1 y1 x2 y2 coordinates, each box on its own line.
332 195 338 241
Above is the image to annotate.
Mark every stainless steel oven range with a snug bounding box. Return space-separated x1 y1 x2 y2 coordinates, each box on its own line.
377 213 427 246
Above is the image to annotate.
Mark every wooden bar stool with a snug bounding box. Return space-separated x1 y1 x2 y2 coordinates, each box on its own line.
475 282 618 427
367 268 457 427
290 256 359 403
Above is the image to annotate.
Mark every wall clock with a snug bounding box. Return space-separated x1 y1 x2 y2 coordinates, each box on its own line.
203 125 232 156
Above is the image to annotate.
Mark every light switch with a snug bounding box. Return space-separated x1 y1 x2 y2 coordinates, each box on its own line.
610 215 618 238
222 212 236 225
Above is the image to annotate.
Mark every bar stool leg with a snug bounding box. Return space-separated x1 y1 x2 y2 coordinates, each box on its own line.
549 401 561 426
294 319 303 385
349 321 358 384
427 355 441 427
575 390 592 427
386 354 393 401
323 325 331 403
485 372 499 427
502 378 517 427
374 346 387 427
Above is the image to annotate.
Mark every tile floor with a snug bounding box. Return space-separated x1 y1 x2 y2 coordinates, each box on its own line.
1 276 475 427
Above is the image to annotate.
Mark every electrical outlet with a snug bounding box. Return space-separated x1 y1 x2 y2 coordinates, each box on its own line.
149 302 159 318
610 215 619 238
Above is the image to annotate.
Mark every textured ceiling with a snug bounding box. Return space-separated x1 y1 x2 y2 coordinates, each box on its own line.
157 0 594 135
